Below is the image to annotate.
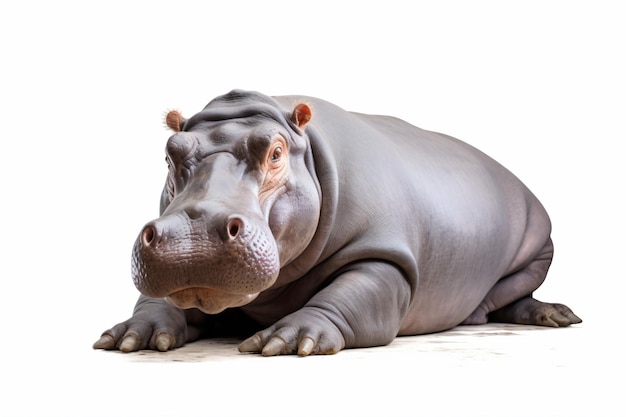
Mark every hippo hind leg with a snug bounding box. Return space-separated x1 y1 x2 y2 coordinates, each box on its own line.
463 238 582 327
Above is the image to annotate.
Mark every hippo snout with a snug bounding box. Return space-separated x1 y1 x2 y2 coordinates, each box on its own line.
131 211 280 313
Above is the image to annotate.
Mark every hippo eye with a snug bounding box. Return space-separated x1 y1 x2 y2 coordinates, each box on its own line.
271 146 283 162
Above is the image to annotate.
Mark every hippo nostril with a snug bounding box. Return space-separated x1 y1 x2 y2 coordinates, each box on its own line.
227 217 244 240
142 225 156 246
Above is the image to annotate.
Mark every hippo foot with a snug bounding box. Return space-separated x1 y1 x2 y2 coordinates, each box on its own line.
93 297 189 352
238 307 346 356
93 331 178 352
489 297 582 327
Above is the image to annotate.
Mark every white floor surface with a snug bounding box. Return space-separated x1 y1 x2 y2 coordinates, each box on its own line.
4 321 619 417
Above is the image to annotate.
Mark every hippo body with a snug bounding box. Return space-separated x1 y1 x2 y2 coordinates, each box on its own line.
94 90 581 356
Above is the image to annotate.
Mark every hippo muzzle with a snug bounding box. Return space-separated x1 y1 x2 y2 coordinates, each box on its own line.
131 151 282 314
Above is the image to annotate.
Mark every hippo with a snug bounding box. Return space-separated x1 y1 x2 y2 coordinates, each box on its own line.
93 89 581 356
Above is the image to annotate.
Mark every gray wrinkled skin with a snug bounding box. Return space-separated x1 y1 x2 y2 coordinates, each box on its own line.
94 90 581 356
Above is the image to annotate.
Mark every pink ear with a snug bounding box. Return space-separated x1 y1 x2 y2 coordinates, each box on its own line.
165 110 186 132
291 103 312 129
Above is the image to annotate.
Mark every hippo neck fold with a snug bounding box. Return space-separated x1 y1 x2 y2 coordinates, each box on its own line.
276 123 339 283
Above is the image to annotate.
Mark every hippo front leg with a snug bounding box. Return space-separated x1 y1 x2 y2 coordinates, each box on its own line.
239 262 411 356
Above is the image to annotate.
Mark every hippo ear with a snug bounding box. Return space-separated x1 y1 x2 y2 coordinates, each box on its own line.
165 110 186 132
291 103 312 129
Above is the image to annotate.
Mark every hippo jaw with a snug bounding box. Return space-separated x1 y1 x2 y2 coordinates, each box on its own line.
165 287 260 314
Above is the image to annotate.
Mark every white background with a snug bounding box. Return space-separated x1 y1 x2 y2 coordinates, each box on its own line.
1 1 624 416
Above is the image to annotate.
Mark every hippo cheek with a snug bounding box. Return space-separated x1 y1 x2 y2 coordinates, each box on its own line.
131 214 281 309
266 184 321 265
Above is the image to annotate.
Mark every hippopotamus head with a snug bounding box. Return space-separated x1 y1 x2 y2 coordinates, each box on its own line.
131 90 319 314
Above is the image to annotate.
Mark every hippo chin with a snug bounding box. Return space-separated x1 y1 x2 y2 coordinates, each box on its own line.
165 288 259 314
94 89 581 356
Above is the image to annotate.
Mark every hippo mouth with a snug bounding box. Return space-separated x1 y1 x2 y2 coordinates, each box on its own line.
165 287 260 314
